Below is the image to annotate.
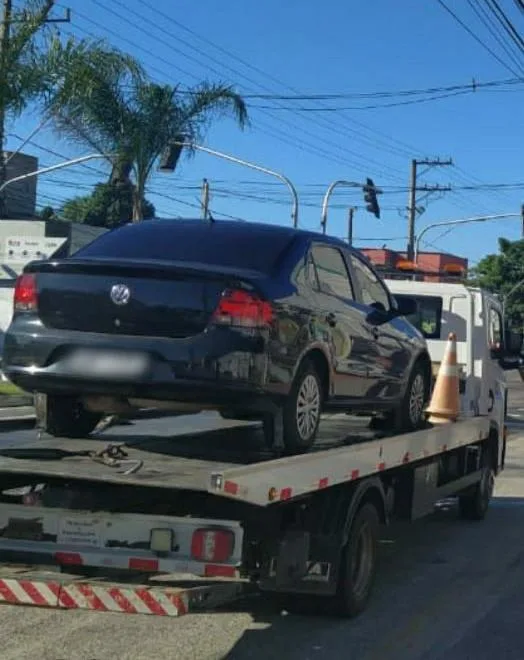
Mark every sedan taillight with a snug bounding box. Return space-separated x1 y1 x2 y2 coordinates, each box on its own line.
212 289 273 329
14 274 37 312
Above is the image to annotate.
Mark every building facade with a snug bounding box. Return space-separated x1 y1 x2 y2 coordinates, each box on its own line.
360 247 468 282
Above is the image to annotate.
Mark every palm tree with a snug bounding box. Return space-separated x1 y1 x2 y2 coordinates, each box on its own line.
46 65 249 221
0 0 56 214
0 0 141 217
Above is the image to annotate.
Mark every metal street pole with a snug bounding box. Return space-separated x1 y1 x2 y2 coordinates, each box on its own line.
172 142 299 228
348 207 355 246
320 180 361 234
0 153 111 195
414 213 521 263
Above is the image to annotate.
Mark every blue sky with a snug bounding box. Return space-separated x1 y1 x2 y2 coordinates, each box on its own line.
6 0 524 267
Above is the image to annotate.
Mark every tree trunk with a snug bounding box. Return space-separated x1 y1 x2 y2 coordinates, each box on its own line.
132 185 143 222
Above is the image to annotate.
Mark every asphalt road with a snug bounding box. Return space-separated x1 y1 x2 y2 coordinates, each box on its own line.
1 381 524 659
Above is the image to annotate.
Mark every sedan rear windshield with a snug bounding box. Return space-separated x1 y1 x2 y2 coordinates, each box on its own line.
73 220 295 273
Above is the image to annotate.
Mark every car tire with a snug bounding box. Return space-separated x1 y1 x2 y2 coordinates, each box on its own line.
399 361 429 432
46 395 103 439
282 360 323 453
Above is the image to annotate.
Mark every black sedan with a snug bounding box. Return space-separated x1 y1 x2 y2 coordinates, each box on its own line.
3 218 431 452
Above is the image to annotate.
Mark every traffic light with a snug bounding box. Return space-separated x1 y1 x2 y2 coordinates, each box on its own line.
158 140 184 172
363 177 381 219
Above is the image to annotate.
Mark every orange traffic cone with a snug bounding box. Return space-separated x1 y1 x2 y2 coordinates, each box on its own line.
426 332 460 424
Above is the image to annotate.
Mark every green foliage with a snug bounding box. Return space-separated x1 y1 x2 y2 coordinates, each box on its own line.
46 65 249 220
469 237 524 325
0 1 55 120
38 205 58 221
60 181 155 228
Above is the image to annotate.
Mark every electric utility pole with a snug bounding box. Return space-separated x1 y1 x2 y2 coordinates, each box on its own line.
201 178 210 219
406 157 453 260
347 206 355 246
521 203 524 239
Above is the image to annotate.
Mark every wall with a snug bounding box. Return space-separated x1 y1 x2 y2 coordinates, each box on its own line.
3 152 38 218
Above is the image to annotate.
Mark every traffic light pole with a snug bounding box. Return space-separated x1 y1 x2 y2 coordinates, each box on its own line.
168 141 299 228
321 180 360 234
321 179 381 235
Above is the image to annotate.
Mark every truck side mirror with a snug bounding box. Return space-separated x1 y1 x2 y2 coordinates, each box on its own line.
505 328 523 356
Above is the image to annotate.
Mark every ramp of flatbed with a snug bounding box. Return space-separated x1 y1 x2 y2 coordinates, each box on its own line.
0 413 378 491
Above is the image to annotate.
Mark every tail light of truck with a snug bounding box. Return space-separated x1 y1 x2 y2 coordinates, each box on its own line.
190 527 235 562
211 289 273 329
14 273 38 312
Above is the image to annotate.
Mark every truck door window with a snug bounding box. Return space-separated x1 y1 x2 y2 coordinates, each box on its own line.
488 307 502 353
395 294 443 339
311 245 354 300
349 254 390 311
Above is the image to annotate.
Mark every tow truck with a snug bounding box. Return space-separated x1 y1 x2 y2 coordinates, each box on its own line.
0 160 519 620
0 266 518 619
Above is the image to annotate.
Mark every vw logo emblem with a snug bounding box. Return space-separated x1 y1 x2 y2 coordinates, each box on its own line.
110 283 131 306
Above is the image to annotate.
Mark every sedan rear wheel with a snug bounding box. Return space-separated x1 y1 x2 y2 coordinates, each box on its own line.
46 395 103 439
282 360 323 453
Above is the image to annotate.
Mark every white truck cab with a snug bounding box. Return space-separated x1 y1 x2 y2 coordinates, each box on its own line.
385 279 522 442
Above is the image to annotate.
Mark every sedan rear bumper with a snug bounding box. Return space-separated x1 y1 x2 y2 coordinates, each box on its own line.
3 321 275 406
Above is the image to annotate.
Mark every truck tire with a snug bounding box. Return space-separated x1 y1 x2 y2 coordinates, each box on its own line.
282 360 323 453
334 502 380 617
458 463 494 521
46 395 102 439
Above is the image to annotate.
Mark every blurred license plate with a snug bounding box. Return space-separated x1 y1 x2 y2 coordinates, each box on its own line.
65 349 149 379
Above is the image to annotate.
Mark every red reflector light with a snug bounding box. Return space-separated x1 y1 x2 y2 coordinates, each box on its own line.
129 557 159 572
204 564 237 578
55 552 82 566
14 273 37 311
212 289 273 328
191 528 235 562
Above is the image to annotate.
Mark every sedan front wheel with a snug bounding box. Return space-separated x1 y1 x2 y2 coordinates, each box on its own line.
400 363 429 431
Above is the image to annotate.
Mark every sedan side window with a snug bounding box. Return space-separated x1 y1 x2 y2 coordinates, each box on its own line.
349 254 390 311
311 245 354 300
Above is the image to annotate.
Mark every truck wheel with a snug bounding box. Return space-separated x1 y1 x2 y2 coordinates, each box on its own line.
458 463 494 521
46 395 102 439
282 360 323 453
334 502 380 617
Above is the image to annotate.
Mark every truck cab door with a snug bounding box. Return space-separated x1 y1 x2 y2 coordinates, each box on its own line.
485 304 506 440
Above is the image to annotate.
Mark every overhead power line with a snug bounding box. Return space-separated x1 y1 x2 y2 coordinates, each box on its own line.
436 0 523 76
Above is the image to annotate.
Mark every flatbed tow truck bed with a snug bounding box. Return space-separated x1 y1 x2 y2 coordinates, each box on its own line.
0 412 500 618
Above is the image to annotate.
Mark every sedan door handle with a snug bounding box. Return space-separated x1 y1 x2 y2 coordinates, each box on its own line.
325 312 337 327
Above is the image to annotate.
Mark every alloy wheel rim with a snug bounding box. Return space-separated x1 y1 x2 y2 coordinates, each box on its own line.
296 374 320 440
409 373 425 425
